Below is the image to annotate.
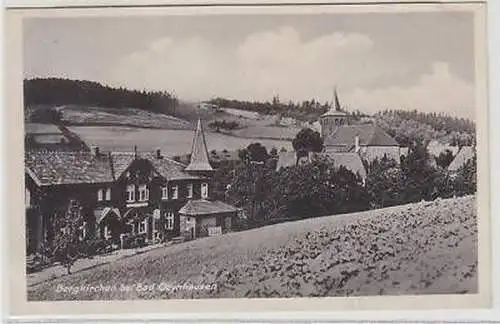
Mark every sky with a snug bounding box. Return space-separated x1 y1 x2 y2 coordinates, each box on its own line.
24 12 476 119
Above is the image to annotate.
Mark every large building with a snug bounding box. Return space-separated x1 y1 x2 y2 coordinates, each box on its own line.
319 90 401 163
25 119 239 254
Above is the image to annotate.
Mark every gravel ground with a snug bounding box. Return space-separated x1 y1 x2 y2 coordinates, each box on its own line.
28 195 477 301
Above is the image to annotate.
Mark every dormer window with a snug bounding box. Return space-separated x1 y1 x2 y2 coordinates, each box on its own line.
161 185 168 200
201 183 208 199
97 189 104 201
187 184 193 198
172 185 178 199
127 184 135 202
138 184 149 201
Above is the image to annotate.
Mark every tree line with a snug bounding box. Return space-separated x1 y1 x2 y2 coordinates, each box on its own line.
212 138 476 229
24 78 178 115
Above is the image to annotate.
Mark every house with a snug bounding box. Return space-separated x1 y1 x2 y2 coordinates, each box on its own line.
426 139 460 158
448 146 475 173
319 90 401 163
25 119 239 254
275 151 367 183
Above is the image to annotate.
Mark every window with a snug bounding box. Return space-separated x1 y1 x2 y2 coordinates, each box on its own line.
139 184 149 201
105 188 111 201
69 200 80 219
201 183 208 199
79 221 87 241
161 185 168 200
187 184 193 198
127 184 135 202
139 218 147 234
172 185 178 199
97 189 104 201
166 212 174 230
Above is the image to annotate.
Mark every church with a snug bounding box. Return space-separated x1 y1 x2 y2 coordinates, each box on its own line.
277 90 401 180
319 90 401 163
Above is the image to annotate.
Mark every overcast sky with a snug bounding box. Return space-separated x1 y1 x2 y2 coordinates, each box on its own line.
24 12 476 119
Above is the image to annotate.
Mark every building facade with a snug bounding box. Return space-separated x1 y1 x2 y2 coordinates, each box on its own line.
25 119 239 254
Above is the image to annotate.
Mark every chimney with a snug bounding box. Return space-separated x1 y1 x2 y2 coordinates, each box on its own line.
156 149 162 159
354 135 360 153
134 145 138 159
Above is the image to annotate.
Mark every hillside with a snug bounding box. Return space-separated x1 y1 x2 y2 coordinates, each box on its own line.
28 195 477 301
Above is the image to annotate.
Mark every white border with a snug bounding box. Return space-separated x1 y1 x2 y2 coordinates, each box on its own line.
2 0 497 322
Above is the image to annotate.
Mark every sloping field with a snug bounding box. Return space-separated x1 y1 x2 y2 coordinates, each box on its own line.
60 105 193 130
28 196 477 301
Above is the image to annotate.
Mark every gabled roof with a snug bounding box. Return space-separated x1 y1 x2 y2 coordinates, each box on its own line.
276 151 297 171
25 150 114 185
185 119 214 172
179 199 239 216
324 152 367 179
26 149 201 186
448 146 475 172
142 152 201 181
324 124 399 148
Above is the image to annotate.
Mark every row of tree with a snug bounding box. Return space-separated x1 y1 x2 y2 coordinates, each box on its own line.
374 109 475 147
213 140 476 228
24 78 178 115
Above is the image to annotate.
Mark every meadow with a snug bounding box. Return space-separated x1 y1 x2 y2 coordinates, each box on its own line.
69 126 293 156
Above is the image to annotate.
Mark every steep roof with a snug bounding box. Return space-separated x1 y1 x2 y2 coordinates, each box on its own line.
26 149 201 186
448 146 475 172
324 124 399 148
142 152 201 180
185 119 214 172
179 199 239 216
320 89 348 118
426 139 460 157
276 151 297 171
25 150 114 185
324 152 367 179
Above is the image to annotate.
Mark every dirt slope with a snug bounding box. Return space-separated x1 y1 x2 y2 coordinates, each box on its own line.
28 196 477 301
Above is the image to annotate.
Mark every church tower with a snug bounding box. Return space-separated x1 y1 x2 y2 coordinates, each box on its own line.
319 88 348 139
184 119 215 178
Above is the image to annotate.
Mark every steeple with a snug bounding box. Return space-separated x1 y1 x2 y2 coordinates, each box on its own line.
318 87 348 138
185 119 214 174
334 87 341 112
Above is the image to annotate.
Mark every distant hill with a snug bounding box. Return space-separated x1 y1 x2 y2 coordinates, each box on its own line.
24 78 178 115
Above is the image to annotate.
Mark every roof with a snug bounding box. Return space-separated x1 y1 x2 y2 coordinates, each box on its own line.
185 119 214 172
94 207 121 224
320 88 347 118
276 151 297 171
142 152 201 181
179 199 239 216
426 140 460 157
324 152 367 179
25 150 114 185
324 124 399 148
276 151 367 179
26 149 201 186
448 146 475 172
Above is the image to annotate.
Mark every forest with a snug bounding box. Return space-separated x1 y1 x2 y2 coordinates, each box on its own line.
24 78 178 115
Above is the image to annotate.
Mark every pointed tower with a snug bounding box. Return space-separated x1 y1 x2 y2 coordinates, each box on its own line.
319 87 348 138
185 119 215 178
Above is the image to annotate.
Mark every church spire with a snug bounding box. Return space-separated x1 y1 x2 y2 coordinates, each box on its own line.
185 119 214 173
334 87 341 112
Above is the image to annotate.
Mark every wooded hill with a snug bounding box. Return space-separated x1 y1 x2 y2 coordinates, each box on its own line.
24 78 178 115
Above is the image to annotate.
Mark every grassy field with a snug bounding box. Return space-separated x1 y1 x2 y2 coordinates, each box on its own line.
69 126 293 156
28 195 477 301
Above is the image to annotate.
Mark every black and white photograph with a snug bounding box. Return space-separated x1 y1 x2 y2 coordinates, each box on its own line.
6 1 490 313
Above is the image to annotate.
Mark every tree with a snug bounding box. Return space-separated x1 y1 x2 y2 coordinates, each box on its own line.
454 154 477 196
365 157 404 208
435 149 455 169
292 128 324 158
239 143 269 163
50 199 86 274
